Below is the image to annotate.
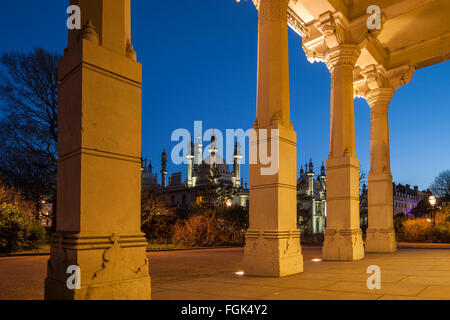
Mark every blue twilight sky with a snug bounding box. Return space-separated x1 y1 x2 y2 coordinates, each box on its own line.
0 1 448 190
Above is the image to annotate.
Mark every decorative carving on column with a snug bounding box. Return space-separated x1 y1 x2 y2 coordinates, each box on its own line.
325 45 361 75
78 20 99 44
287 7 309 38
315 11 349 49
387 65 415 90
126 39 137 61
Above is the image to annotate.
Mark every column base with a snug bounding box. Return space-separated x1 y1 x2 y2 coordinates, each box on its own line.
243 229 303 277
44 232 151 300
322 228 364 261
365 227 397 253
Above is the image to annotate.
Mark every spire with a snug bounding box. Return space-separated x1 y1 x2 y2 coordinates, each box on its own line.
161 149 167 166
320 162 326 176
187 140 194 188
308 158 314 173
161 149 168 188
194 136 203 166
234 139 241 156
208 130 218 166
233 138 242 188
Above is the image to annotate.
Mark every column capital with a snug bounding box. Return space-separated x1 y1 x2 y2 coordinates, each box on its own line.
386 65 415 91
366 88 394 109
325 45 361 72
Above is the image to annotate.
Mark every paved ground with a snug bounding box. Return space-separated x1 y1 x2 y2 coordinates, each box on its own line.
1 246 449 300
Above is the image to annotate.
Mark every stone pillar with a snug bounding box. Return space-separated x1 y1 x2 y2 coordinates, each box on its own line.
322 45 365 261
365 88 397 252
243 0 303 277
45 0 151 299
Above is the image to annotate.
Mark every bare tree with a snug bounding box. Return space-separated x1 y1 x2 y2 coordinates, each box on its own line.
430 170 450 200
0 178 34 215
0 48 61 225
141 190 175 243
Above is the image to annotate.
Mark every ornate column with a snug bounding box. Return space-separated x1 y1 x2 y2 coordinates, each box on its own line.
243 0 303 277
365 88 397 252
45 0 151 299
322 45 365 261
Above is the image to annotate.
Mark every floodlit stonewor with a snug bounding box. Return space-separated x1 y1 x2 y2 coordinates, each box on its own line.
40 0 449 300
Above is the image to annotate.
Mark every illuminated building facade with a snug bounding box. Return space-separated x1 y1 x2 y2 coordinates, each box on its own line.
141 137 249 209
297 159 327 235
393 183 428 215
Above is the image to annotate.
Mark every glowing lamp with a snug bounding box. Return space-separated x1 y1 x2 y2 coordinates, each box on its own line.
429 195 436 206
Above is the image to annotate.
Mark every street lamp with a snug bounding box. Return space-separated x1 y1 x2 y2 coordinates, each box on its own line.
429 195 436 206
429 195 437 226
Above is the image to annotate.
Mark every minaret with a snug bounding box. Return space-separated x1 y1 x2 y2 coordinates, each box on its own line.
208 133 218 166
307 158 314 197
187 140 194 188
320 162 326 183
141 156 146 172
161 149 168 188
319 162 326 198
233 140 242 188
194 136 203 166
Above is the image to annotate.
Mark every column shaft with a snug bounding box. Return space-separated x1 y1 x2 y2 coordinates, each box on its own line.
366 88 397 252
243 0 303 277
322 45 365 261
45 0 151 299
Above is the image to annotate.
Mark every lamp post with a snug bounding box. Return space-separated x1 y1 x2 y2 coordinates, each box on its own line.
429 195 437 226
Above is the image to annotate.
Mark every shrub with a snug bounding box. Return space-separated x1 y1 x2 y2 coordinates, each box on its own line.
0 180 35 215
401 217 431 241
429 207 450 242
172 207 247 247
0 203 46 253
141 212 176 244
394 213 408 233
400 206 450 242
